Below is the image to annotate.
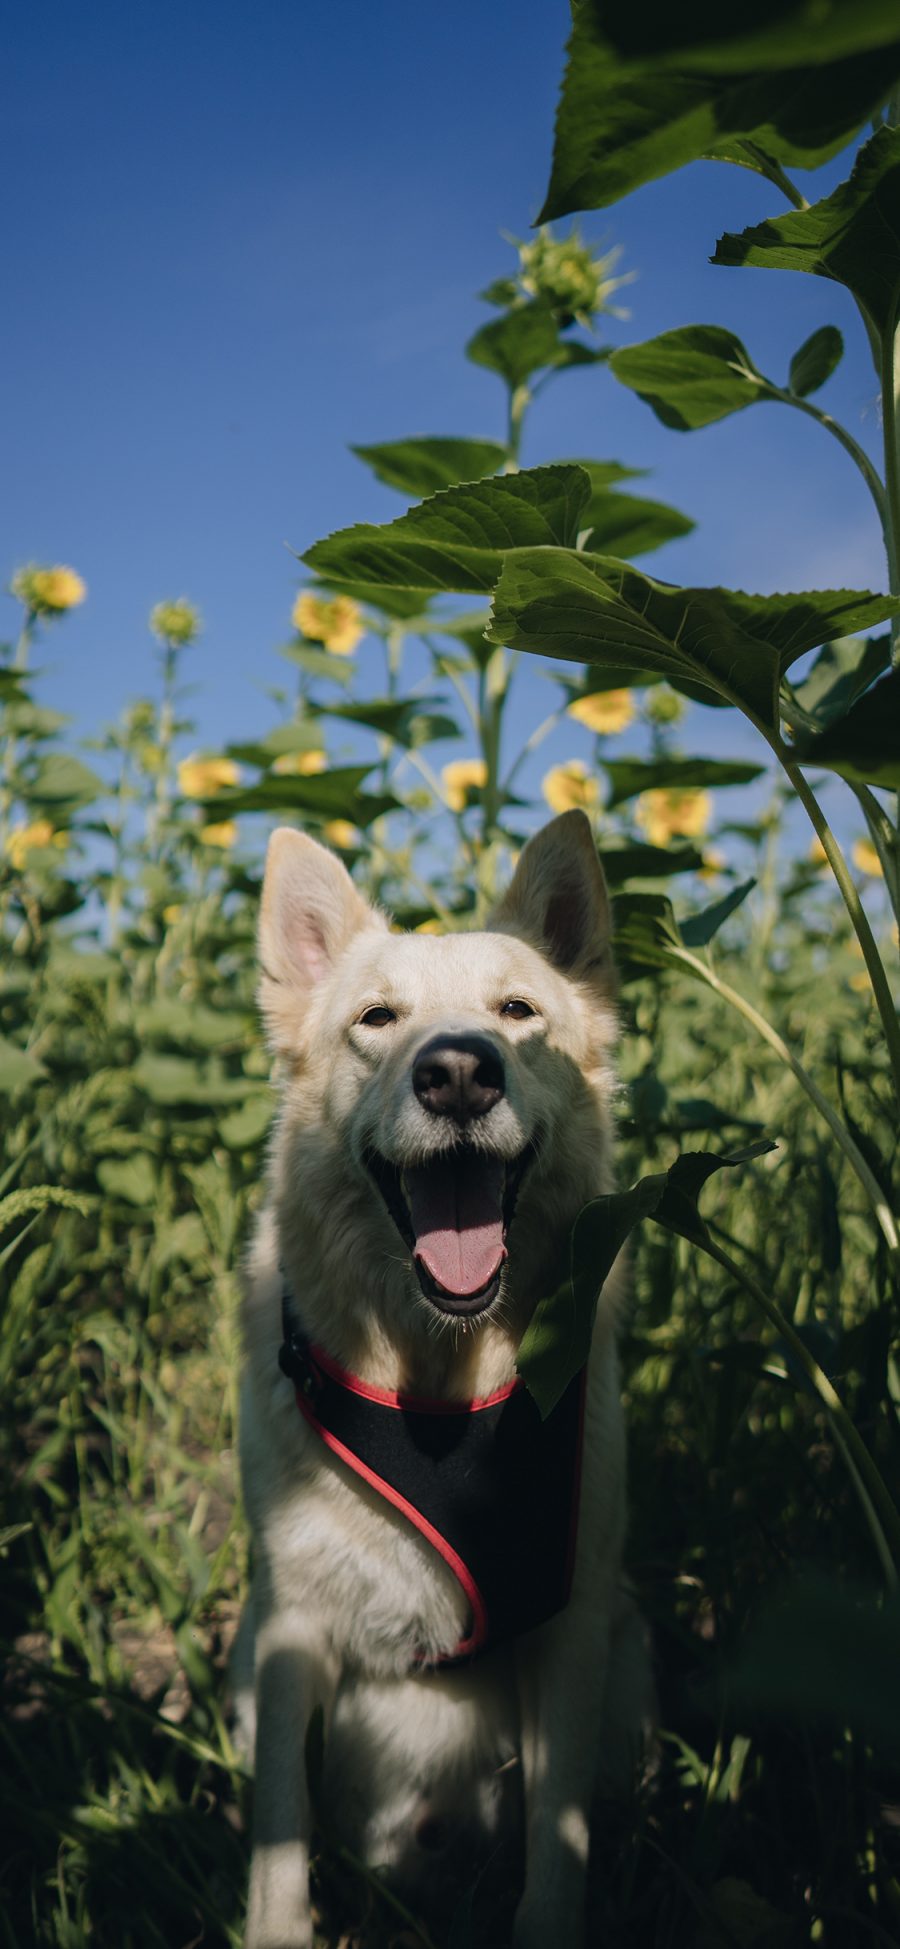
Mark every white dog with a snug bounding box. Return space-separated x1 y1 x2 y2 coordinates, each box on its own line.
234 808 650 1948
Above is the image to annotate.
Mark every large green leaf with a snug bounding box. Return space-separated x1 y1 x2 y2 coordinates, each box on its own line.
518 1141 775 1416
599 840 705 884
313 696 461 747
351 437 507 497
304 465 591 595
465 302 608 388
610 326 769 430
487 546 900 729
789 667 900 787
714 127 900 336
203 765 399 827
581 486 695 556
540 3 900 218
602 755 765 808
595 1 900 73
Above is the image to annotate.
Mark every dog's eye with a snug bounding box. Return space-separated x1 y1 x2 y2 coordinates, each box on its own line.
358 1005 396 1028
499 998 535 1020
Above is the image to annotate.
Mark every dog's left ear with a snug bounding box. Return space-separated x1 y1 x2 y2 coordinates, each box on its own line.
488 810 613 986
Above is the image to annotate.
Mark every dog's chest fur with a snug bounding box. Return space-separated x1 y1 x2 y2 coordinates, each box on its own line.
241 1298 472 1677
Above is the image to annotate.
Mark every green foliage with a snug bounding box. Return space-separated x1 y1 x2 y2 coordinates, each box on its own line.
714 126 900 334
487 549 900 726
304 463 591 593
540 0 900 217
351 436 508 497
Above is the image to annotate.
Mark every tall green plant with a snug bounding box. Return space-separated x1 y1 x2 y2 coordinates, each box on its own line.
298 8 900 1583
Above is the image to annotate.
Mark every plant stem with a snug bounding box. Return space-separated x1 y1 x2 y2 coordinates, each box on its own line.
691 1229 900 1588
772 742 900 1099
665 942 900 1266
853 782 900 926
501 703 564 798
765 382 887 531
505 383 529 471
879 298 900 667
738 144 808 211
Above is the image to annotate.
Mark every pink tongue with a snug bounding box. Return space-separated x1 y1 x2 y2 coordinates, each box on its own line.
405 1153 506 1297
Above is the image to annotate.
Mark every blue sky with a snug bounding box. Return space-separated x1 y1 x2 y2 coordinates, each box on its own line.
2 0 890 856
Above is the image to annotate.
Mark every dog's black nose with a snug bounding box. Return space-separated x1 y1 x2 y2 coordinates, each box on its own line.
412 1034 505 1124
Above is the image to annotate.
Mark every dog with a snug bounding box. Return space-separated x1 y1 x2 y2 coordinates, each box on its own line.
233 807 651 1948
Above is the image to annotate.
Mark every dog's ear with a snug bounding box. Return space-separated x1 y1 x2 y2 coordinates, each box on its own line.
258 828 387 1048
488 810 613 986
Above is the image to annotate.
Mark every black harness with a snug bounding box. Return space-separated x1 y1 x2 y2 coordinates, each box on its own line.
279 1296 586 1665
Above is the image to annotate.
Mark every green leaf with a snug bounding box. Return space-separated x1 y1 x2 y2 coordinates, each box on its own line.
599 841 705 884
24 753 104 807
679 877 757 947
596 2 900 72
487 547 900 729
279 643 357 685
314 695 461 747
518 1175 666 1417
304 465 591 595
0 1036 46 1092
134 1001 251 1051
518 1141 775 1416
565 458 649 487
131 1055 249 1107
466 302 607 388
540 3 900 219
201 765 398 827
714 127 900 336
96 1155 157 1207
789 666 900 788
602 755 765 808
219 1095 274 1149
610 326 769 430
581 486 695 556
227 722 327 765
788 325 844 397
782 633 890 733
351 437 507 497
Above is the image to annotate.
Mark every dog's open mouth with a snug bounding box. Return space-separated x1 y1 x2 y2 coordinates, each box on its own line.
366 1143 536 1315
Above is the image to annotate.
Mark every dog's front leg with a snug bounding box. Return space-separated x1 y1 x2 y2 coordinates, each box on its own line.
512 1593 612 1949
246 1601 338 1949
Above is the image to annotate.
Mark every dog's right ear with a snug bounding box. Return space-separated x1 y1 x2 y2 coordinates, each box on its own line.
258 828 386 1050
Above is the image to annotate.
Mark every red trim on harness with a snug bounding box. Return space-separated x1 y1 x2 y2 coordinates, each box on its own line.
306 1338 522 1416
293 1386 488 1658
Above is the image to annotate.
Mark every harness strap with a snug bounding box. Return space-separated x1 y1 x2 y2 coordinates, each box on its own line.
279 1296 586 1665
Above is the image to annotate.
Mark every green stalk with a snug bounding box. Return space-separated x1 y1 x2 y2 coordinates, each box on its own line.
853 782 900 926
664 941 900 1266
878 296 900 667
738 144 808 211
764 382 888 533
771 741 900 1100
0 614 35 852
691 1229 900 1588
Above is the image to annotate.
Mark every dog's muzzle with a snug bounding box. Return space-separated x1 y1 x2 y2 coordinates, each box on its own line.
365 1035 536 1317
